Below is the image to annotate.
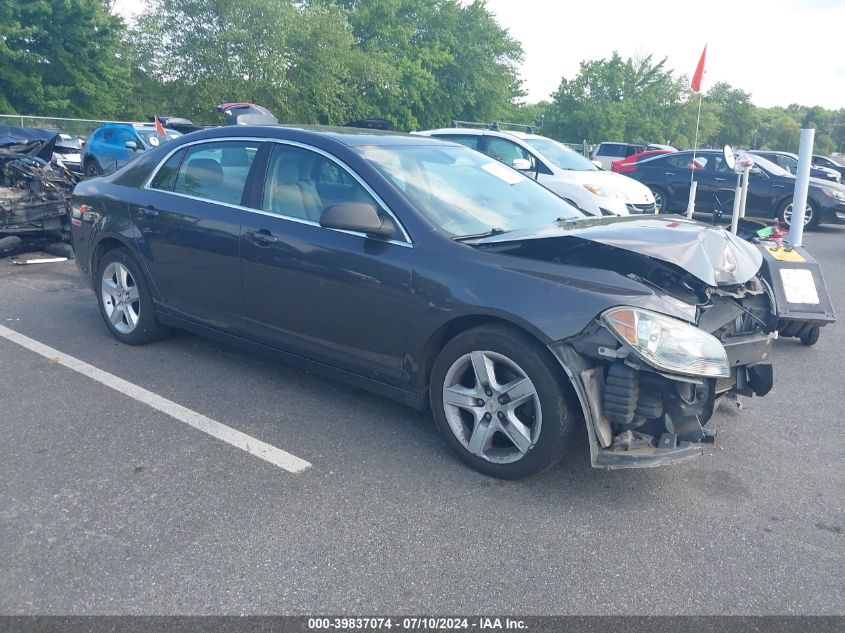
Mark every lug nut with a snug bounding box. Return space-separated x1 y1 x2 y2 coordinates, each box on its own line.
498 395 509 404
476 399 485 407
485 389 492 397
483 412 492 421
497 411 504 420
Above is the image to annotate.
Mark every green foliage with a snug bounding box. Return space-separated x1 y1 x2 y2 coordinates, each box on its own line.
0 0 131 117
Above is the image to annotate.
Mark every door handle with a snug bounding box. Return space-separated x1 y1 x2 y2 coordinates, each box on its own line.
245 229 278 245
714 177 727 182
141 205 159 218
665 172 676 176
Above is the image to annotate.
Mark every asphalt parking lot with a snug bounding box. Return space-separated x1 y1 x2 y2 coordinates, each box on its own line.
1 227 843 615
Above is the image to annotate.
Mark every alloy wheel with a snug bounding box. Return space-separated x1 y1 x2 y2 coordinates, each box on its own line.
650 188 664 211
783 202 814 227
101 261 141 334
441 350 542 464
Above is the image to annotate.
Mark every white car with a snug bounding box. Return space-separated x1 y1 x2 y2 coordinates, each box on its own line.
416 127 656 216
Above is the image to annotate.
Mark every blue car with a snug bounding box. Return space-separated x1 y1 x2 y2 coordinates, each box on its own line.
82 123 182 177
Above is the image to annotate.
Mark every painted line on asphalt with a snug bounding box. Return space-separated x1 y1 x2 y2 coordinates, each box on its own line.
0 324 312 474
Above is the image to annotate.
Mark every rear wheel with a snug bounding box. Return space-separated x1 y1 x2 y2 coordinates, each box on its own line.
96 248 168 345
429 325 575 479
778 198 819 229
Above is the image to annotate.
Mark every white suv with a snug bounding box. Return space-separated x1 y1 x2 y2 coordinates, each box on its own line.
416 127 656 217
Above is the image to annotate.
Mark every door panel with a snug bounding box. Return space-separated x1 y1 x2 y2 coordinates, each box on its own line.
240 143 414 385
128 140 262 332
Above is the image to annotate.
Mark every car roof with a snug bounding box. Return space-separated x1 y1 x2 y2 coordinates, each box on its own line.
179 124 454 148
418 127 551 142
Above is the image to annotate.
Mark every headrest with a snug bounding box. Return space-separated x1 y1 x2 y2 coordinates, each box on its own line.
275 158 300 185
184 158 223 188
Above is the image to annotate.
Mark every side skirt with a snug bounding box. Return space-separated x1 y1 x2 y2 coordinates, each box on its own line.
155 311 426 410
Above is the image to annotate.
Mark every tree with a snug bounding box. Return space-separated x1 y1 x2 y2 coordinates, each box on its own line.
130 0 391 125
546 52 707 146
317 0 524 129
705 82 758 147
0 0 131 117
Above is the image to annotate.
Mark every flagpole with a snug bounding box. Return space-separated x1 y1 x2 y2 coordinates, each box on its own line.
686 91 703 218
686 44 707 219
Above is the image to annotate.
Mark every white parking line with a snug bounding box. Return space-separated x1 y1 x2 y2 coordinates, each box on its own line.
0 324 312 474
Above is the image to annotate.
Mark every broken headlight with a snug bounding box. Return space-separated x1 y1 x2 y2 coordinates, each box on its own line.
602 307 729 378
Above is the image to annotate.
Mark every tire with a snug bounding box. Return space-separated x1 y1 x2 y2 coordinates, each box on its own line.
800 326 820 346
778 198 819 229
429 324 575 479
649 186 669 214
84 158 102 177
95 248 168 345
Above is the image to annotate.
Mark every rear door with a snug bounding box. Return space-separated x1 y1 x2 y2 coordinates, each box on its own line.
239 142 415 386
128 139 263 333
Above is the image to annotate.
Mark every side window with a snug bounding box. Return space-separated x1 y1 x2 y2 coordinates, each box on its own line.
172 141 259 205
485 137 530 165
262 144 376 223
113 128 135 147
712 156 734 174
102 128 114 143
435 134 480 150
667 154 707 170
150 149 184 191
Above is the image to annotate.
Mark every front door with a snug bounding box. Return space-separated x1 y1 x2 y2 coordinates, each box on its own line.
239 142 414 386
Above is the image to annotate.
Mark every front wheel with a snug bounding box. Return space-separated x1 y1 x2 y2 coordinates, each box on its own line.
96 248 169 345
649 186 669 214
778 198 819 229
429 325 575 479
84 159 102 177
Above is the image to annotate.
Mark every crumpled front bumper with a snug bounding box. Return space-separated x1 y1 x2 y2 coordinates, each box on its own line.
549 330 775 470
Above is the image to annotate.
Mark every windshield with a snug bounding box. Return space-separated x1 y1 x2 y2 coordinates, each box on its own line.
137 129 182 148
749 154 792 177
524 138 597 171
358 145 585 237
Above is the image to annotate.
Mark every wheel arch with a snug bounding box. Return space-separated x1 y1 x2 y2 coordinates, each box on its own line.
414 314 580 410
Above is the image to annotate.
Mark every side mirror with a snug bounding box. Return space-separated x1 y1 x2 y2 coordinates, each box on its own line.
591 160 603 169
320 202 396 239
511 158 532 171
125 141 138 151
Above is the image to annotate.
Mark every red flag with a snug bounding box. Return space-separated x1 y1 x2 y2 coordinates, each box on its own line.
154 116 166 137
690 45 707 93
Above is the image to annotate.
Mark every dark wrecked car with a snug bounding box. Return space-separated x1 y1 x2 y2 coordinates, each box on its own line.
1 125 77 256
70 126 777 479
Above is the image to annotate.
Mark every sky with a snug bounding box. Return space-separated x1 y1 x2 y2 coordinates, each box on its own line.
113 0 845 110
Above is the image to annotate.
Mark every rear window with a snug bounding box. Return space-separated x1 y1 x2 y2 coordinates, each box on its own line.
598 143 626 157
172 141 260 206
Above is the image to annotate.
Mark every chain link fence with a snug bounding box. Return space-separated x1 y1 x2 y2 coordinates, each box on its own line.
0 114 142 141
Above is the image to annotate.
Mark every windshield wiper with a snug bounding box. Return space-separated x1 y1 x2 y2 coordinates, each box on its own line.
453 227 509 241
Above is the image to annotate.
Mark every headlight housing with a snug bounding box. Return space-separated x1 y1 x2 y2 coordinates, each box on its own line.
602 307 729 378
583 184 626 200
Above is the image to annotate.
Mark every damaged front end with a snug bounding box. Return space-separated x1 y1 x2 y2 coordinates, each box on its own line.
475 216 779 468
551 279 775 468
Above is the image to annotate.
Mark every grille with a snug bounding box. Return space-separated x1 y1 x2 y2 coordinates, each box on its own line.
715 369 737 393
627 202 656 214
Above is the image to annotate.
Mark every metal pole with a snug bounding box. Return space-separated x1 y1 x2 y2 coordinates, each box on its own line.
787 128 815 247
738 166 750 219
730 172 742 235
